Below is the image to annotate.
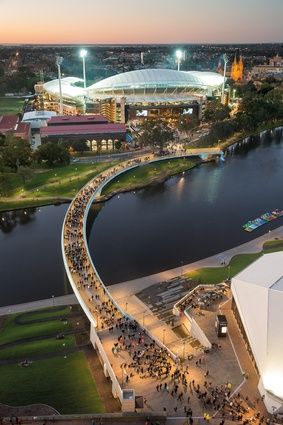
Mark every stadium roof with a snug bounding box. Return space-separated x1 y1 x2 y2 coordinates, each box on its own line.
88 69 224 92
43 77 85 98
232 252 283 411
43 69 224 101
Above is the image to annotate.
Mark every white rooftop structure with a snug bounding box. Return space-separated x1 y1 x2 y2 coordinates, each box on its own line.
22 110 57 129
232 252 283 413
43 77 85 99
88 69 224 96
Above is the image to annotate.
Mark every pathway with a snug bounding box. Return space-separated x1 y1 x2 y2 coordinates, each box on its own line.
0 295 78 317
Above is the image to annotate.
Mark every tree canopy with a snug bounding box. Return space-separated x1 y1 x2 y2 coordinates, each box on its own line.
35 142 70 166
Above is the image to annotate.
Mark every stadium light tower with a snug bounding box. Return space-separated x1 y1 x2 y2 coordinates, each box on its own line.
221 54 228 104
80 49 87 89
176 50 183 71
56 56 64 115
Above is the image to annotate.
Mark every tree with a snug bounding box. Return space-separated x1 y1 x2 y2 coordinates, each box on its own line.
176 115 200 134
204 101 230 122
35 142 70 166
2 137 32 172
138 120 174 153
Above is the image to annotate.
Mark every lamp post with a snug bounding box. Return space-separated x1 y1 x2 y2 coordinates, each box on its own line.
56 56 64 115
162 328 166 345
176 50 183 72
80 49 87 89
221 54 228 104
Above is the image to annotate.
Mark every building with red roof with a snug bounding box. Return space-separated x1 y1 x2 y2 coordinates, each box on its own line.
40 114 126 151
0 115 18 135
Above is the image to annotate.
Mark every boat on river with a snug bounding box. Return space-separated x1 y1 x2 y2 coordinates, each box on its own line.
243 209 283 232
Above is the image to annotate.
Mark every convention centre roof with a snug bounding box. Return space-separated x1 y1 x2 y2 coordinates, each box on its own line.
232 252 283 412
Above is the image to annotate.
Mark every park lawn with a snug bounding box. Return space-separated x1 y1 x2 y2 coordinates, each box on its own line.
102 157 197 195
185 241 283 285
0 352 104 414
0 334 76 360
262 239 283 252
186 253 262 285
0 97 24 115
17 306 72 323
0 162 117 211
0 314 72 346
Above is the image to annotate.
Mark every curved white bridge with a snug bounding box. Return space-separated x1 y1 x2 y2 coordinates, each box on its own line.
61 150 222 411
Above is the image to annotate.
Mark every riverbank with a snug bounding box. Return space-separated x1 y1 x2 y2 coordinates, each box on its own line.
108 225 283 296
100 157 200 198
0 162 117 212
0 157 201 212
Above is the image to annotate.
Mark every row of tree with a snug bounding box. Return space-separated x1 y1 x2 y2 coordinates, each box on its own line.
199 82 283 147
0 136 70 174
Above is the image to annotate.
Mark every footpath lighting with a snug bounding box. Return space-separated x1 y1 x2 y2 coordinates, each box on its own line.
80 49 87 89
55 56 64 115
176 50 183 71
221 53 228 104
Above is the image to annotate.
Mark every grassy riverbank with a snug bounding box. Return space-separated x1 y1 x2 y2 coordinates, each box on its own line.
0 162 117 212
101 157 199 196
0 306 104 414
185 239 283 284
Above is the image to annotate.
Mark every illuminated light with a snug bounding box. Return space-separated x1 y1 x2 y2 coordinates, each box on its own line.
176 50 183 60
80 49 87 58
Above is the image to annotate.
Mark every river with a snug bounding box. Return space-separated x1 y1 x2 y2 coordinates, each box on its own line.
1 128 283 306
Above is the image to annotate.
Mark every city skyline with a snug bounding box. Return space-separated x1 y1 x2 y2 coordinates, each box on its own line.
1 0 283 44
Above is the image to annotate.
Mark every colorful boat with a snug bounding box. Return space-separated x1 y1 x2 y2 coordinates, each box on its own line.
243 209 283 232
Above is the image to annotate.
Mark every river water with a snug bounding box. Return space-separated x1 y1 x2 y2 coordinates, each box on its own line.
1 129 283 306
88 128 283 284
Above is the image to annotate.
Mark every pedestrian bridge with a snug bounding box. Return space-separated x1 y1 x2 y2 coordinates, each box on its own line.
61 151 222 412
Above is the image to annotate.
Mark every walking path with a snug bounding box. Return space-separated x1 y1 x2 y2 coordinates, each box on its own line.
0 295 78 317
108 224 283 297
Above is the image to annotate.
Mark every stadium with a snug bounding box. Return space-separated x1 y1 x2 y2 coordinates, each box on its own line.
40 68 224 123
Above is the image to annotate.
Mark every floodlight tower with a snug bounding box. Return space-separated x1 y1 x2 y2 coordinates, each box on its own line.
221 54 228 104
176 50 183 71
56 56 64 115
80 49 87 89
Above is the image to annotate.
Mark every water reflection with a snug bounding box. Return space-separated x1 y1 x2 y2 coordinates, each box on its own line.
0 208 37 233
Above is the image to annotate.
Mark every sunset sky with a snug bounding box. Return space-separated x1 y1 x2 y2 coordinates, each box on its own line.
1 0 283 44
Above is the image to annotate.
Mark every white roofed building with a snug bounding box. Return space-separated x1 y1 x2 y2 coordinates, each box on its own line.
42 69 224 122
231 252 283 414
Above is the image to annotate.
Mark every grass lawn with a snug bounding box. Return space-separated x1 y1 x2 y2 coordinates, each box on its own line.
0 97 24 115
0 352 104 414
185 240 283 285
0 314 72 346
102 157 198 195
0 162 117 211
0 334 76 360
17 306 72 323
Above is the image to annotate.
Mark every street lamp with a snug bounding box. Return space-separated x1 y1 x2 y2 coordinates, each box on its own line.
176 50 183 71
162 328 166 345
221 54 228 104
80 49 87 89
55 56 64 115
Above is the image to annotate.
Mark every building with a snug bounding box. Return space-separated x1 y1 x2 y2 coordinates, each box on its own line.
22 110 57 129
42 69 224 123
0 115 31 143
231 252 283 414
40 114 126 151
251 54 283 79
0 115 18 135
230 55 244 82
